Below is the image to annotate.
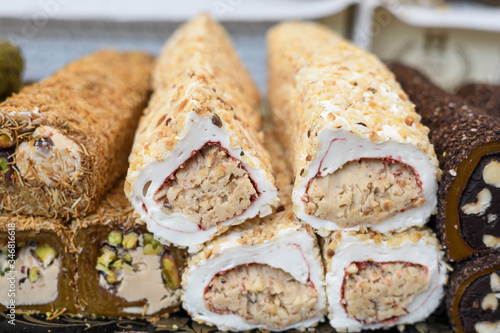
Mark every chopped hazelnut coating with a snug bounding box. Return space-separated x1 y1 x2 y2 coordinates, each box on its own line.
205 264 318 329
342 262 429 324
305 159 424 227
154 144 257 229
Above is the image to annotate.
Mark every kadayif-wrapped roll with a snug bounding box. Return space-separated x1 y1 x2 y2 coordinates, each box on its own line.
125 15 278 248
74 183 187 318
268 22 440 236
0 216 78 315
0 51 153 219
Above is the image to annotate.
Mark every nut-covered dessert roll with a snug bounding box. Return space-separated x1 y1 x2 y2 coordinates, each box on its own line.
389 63 500 262
125 14 278 248
447 253 500 333
268 22 440 235
0 51 153 219
182 212 326 331
0 216 78 315
457 83 500 118
322 228 447 332
74 184 187 318
182 128 326 331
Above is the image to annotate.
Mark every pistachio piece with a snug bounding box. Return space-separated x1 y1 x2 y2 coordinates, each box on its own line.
143 243 162 255
161 253 180 290
0 157 9 173
97 246 117 267
35 243 58 265
96 263 118 284
29 267 41 282
108 231 122 246
122 232 139 249
122 253 132 263
143 233 160 246
123 262 133 271
111 259 122 270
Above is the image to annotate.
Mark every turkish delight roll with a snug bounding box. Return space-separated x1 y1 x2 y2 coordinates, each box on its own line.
447 253 500 333
0 216 78 315
322 228 447 332
0 50 153 219
457 83 500 118
182 126 326 331
125 14 278 248
389 63 500 262
182 212 326 331
74 184 187 318
268 22 440 235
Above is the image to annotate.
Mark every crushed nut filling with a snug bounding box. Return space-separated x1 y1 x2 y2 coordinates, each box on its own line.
205 263 318 329
154 144 257 229
305 158 424 227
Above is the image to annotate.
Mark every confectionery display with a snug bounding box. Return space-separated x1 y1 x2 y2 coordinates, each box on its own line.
1 9 498 333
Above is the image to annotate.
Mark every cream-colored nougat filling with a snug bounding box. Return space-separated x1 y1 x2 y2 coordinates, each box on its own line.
205 264 318 329
305 158 424 227
16 126 82 186
0 245 60 306
154 144 257 230
342 262 430 324
98 247 181 315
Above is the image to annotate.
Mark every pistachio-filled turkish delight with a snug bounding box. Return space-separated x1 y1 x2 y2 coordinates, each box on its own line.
322 228 447 331
0 50 153 219
268 22 440 235
389 63 500 261
0 216 78 314
74 184 187 318
125 14 278 248
447 253 500 333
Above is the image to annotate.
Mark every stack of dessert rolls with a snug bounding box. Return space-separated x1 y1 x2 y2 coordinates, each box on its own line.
0 12 462 330
0 50 190 317
267 22 447 332
390 64 500 333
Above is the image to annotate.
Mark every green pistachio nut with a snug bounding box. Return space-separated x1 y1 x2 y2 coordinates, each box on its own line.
35 243 58 265
111 259 122 270
122 232 139 249
96 263 118 284
122 252 132 263
97 246 117 267
143 243 162 255
29 267 40 282
161 253 179 290
107 231 122 246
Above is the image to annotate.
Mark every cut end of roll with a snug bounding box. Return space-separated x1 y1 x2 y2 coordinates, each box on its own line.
153 143 258 230
204 263 319 329
304 158 424 228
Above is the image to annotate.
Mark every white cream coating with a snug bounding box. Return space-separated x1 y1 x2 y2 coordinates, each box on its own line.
16 125 82 186
0 246 60 306
129 112 278 249
462 188 492 216
293 126 439 234
325 231 447 332
182 225 326 331
98 248 181 315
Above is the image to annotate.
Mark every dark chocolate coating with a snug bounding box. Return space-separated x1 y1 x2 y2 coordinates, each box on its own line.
459 155 500 251
388 63 500 262
457 83 500 118
447 253 500 333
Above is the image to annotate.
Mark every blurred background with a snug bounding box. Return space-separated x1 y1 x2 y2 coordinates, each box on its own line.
0 0 499 92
